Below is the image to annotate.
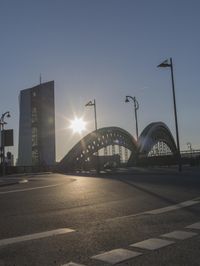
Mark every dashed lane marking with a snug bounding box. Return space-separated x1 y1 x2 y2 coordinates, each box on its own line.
91 248 142 264
106 199 200 222
130 238 174 250
18 179 28 184
62 263 86 266
145 200 199 215
0 228 75 247
0 182 69 195
161 230 198 240
186 222 200 230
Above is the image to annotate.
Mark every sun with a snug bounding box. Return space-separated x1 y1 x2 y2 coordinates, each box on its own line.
69 117 86 134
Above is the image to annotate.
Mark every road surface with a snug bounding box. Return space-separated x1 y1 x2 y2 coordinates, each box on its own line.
0 169 200 266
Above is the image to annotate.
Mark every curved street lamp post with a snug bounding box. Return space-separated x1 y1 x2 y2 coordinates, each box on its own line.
125 95 139 140
157 57 182 172
85 99 99 173
187 142 193 159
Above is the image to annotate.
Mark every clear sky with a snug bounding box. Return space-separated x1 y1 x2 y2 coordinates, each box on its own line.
1 0 200 162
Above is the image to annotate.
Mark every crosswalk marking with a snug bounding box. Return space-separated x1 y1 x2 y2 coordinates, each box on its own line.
130 238 174 250
0 228 75 247
61 220 200 266
161 230 198 240
92 248 142 264
186 222 200 230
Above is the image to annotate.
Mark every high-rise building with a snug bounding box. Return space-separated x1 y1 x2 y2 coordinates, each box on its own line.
18 81 55 166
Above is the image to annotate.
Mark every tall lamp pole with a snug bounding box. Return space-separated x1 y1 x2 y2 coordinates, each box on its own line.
157 58 182 172
125 96 139 140
187 142 192 159
85 99 99 172
0 111 11 176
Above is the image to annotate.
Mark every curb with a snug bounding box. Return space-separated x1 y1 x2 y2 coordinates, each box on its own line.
0 179 28 187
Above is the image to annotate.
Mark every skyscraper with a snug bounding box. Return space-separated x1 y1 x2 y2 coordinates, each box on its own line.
18 81 55 166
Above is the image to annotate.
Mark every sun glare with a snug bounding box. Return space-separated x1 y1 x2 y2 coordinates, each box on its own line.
69 117 86 134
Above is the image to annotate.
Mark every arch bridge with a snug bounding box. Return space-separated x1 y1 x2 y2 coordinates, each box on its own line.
59 122 178 171
59 127 137 171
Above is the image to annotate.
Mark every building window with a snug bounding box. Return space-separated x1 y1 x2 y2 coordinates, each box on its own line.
32 107 38 123
32 148 39 165
32 127 38 147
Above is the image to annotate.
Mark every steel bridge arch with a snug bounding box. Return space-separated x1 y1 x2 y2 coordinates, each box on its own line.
59 126 137 171
138 122 177 156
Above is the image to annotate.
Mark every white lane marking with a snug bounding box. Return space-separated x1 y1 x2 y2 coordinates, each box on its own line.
145 200 199 215
186 222 200 230
0 182 68 195
91 248 142 264
0 228 75 247
18 179 28 184
106 199 200 222
130 238 174 250
62 263 86 266
161 230 198 240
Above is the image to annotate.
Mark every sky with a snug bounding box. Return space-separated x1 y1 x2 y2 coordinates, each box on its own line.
0 0 200 162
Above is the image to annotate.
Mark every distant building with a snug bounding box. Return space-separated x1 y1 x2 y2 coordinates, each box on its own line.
18 81 55 166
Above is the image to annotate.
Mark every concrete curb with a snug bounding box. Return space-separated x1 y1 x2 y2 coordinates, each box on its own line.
0 179 28 187
0 181 19 187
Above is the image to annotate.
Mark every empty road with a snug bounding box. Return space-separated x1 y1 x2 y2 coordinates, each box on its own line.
0 169 200 266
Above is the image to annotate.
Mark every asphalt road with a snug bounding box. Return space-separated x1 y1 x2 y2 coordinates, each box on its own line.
0 168 200 266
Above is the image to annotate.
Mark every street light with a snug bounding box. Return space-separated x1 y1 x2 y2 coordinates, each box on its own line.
187 142 192 151
125 95 139 140
0 111 11 176
157 58 182 172
85 99 99 173
85 99 97 131
187 142 193 159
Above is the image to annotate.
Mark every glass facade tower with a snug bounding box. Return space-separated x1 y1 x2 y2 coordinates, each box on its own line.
18 81 55 166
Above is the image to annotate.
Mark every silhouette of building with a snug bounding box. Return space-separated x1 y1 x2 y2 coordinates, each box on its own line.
18 81 55 166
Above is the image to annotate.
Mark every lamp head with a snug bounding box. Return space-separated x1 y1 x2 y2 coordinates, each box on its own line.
125 96 129 103
157 59 171 68
7 112 11 118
